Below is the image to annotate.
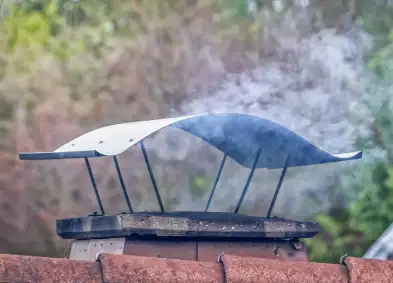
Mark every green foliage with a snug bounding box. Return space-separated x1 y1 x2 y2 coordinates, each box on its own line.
307 162 393 263
353 163 393 240
363 8 393 79
221 0 250 19
2 2 57 58
0 0 116 68
189 175 211 197
305 6 393 264
0 0 84 71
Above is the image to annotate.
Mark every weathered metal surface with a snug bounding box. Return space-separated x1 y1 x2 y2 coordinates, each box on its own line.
19 113 362 169
221 254 348 283
98 253 225 283
197 240 308 262
344 256 393 283
57 212 320 240
124 239 197 260
69 237 125 261
0 253 102 283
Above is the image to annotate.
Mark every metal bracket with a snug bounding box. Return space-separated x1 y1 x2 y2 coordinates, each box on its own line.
85 158 105 215
234 148 261 213
140 140 165 212
267 154 290 218
205 153 227 212
340 253 349 265
113 156 134 213
69 237 125 261
217 252 225 263
95 249 105 261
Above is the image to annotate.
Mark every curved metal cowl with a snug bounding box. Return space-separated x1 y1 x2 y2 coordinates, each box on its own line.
19 113 362 169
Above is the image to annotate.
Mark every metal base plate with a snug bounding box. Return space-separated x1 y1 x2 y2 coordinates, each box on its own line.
69 237 125 261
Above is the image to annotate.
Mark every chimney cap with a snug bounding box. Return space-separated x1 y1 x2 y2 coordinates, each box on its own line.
19 112 362 169
56 211 320 240
18 113 363 220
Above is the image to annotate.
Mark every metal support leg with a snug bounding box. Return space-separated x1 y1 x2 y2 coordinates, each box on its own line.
140 140 165 212
205 153 228 212
85 158 105 215
266 155 290 218
113 156 133 213
234 148 261 214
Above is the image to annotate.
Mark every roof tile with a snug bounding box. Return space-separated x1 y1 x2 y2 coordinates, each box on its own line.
1 251 393 283
345 256 393 283
0 253 102 283
98 253 225 283
221 254 348 283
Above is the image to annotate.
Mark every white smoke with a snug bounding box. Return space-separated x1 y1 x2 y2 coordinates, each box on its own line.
144 25 373 219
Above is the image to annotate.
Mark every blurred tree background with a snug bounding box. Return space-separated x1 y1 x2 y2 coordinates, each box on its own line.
0 0 392 263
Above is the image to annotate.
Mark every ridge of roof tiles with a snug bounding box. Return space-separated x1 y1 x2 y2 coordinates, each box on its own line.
0 253 392 283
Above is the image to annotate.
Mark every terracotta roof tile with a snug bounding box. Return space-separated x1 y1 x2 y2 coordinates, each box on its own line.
0 253 102 283
221 254 348 283
98 253 225 283
344 256 393 283
1 252 393 283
